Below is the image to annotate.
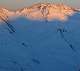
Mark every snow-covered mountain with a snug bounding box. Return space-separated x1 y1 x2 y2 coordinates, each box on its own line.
0 3 80 22
19 3 75 21
0 3 80 71
0 8 16 21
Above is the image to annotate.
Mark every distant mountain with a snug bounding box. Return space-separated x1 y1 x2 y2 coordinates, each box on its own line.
0 8 15 21
0 3 80 22
19 3 77 21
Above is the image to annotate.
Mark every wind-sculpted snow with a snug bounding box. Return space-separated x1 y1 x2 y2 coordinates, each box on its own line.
0 3 80 71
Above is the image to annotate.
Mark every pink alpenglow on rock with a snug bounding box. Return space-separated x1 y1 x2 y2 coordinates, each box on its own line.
0 3 80 22
20 3 79 21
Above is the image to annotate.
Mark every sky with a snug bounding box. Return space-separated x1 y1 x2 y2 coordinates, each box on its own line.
0 0 80 10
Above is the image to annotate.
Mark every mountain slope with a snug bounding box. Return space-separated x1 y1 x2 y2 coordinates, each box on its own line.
0 3 80 71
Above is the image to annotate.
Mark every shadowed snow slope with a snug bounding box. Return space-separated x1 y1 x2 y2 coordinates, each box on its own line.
0 3 80 71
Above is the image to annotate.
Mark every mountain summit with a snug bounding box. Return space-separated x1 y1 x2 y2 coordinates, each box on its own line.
20 3 79 21
0 3 80 22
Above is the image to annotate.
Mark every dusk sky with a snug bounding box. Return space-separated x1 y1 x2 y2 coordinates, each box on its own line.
0 0 80 10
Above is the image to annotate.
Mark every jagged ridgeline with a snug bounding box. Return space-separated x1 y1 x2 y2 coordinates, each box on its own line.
0 3 80 71
0 3 80 21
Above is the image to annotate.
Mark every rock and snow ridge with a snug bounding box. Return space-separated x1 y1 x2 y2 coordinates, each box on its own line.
0 3 80 22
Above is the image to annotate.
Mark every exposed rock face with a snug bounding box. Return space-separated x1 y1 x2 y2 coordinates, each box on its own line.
0 3 80 22
20 3 77 21
0 8 15 22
